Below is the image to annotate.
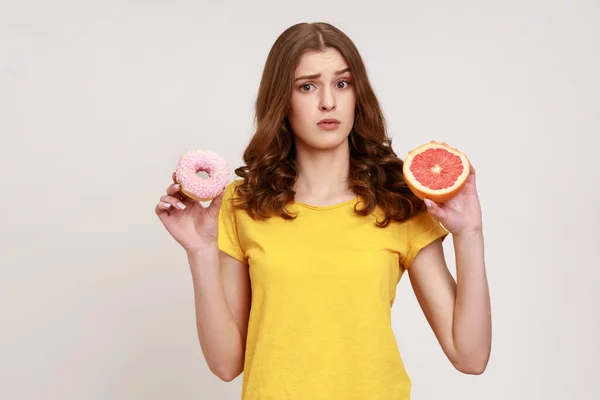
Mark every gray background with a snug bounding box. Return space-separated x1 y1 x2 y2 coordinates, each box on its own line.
1 0 598 399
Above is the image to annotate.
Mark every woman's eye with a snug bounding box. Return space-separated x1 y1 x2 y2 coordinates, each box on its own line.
337 80 349 89
300 84 313 91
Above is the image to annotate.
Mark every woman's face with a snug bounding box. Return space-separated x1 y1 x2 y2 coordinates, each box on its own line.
288 47 356 151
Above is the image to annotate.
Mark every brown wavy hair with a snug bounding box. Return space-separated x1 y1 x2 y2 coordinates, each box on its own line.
232 22 425 227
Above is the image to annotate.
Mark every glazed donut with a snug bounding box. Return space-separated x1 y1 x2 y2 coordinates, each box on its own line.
175 150 230 201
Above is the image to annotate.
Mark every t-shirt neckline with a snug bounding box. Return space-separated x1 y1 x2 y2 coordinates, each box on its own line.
291 196 360 211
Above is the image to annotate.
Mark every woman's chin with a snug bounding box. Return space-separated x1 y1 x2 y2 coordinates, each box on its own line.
295 132 351 152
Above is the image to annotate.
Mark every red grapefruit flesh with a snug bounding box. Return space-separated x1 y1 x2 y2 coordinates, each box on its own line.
402 141 470 203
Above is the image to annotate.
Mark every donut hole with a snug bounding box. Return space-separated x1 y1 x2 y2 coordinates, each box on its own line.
196 170 209 179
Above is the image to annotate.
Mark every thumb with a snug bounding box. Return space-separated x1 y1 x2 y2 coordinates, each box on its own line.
207 186 226 217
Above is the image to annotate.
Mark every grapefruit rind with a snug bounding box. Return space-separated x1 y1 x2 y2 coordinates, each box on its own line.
402 141 470 203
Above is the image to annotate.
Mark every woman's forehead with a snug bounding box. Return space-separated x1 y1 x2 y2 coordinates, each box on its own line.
294 48 349 76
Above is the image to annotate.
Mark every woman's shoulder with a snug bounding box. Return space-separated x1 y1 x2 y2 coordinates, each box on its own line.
223 179 244 198
369 202 446 234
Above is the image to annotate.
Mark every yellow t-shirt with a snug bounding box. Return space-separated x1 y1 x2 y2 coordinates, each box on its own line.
218 180 449 400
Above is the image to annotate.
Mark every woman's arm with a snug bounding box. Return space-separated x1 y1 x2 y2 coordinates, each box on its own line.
407 164 491 374
187 246 251 381
408 232 491 374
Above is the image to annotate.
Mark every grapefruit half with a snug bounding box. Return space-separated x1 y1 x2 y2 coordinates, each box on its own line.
402 141 471 203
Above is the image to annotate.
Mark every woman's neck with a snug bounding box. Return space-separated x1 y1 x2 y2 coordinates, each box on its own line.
292 140 355 205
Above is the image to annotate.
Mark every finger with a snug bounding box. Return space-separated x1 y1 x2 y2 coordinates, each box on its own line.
468 161 475 175
160 195 187 210
424 198 446 221
166 182 182 197
206 187 226 218
155 201 172 217
169 173 184 200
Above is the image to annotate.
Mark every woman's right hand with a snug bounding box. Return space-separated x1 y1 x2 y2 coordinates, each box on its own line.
155 172 226 253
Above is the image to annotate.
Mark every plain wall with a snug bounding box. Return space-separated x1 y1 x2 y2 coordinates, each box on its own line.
1 1 599 399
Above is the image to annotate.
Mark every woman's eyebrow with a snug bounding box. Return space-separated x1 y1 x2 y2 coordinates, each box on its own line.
294 67 351 82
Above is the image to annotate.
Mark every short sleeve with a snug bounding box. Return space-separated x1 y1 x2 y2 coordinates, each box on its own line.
217 181 247 264
402 210 449 269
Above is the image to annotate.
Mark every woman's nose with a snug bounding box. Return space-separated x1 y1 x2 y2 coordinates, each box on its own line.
319 88 336 111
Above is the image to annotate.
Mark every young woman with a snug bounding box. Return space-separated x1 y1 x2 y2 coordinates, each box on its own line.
155 22 491 400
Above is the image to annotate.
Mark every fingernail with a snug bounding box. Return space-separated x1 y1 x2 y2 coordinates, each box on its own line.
177 202 186 210
424 199 433 208
163 202 171 208
174 184 180 189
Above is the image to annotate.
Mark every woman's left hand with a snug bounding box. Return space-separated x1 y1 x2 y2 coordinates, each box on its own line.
423 163 482 236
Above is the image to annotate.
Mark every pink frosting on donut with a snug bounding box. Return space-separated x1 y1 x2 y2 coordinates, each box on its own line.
175 150 230 200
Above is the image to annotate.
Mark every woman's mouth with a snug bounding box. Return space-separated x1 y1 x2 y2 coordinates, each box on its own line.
317 118 340 130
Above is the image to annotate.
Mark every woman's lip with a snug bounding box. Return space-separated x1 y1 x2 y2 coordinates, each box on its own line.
317 121 341 130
